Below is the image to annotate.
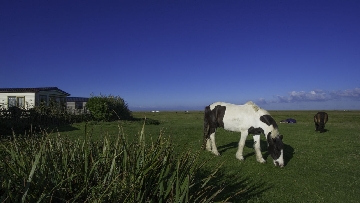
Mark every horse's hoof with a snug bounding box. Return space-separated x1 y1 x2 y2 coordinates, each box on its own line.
212 152 220 156
274 161 284 168
236 155 244 161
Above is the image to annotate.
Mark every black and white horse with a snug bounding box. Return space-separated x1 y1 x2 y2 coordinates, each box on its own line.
314 112 328 133
203 101 285 167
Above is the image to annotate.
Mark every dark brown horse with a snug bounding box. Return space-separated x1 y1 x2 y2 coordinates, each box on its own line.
314 112 328 133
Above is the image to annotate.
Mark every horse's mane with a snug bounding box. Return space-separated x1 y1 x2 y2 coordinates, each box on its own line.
245 101 271 114
245 101 278 138
245 101 260 112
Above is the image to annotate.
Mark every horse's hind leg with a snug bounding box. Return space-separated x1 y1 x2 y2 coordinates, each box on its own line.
236 131 248 160
253 135 266 163
205 138 212 151
205 125 217 153
209 131 220 155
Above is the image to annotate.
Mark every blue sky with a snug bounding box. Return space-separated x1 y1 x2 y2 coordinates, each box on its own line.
1 0 360 111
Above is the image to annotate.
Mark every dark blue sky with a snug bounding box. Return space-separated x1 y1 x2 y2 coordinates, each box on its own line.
1 0 360 110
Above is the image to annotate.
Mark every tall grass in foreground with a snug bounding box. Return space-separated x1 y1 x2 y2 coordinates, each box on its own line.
0 121 232 202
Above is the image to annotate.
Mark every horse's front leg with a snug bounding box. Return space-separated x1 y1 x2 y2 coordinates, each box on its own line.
253 135 266 163
315 122 319 131
236 131 248 160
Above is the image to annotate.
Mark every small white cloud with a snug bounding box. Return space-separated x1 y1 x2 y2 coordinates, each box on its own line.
257 98 267 104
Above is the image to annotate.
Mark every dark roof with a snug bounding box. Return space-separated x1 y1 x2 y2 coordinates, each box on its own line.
0 87 70 96
66 97 89 102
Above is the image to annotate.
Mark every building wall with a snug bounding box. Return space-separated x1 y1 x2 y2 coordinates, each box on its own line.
0 90 68 109
36 90 68 106
67 101 88 114
67 101 76 110
0 92 36 109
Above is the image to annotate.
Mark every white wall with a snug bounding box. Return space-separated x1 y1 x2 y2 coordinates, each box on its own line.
0 92 36 109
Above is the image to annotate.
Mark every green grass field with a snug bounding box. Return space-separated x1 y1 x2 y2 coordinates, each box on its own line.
52 110 360 202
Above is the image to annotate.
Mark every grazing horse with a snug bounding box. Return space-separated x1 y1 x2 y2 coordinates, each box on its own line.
203 101 285 167
314 112 328 133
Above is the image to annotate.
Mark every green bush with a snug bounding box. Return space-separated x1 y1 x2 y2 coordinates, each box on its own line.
0 122 225 202
85 96 111 121
86 95 132 121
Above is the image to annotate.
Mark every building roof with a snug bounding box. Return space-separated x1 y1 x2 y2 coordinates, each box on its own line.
66 97 89 102
0 87 70 96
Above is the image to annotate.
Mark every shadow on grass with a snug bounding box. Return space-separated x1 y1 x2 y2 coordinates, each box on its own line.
218 140 295 167
218 141 238 154
48 124 80 133
193 166 271 202
217 140 262 155
217 178 271 202
282 143 295 166
0 124 80 139
315 129 329 133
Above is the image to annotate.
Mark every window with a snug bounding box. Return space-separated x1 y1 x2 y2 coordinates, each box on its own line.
60 97 66 108
75 102 83 109
60 97 66 105
17 97 25 108
8 96 16 107
49 96 56 103
39 95 47 105
8 96 25 108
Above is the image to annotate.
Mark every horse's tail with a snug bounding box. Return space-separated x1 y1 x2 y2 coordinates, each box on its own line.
203 105 211 149
314 112 328 132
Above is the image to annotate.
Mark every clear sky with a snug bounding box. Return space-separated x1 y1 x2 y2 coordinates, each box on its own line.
1 0 359 111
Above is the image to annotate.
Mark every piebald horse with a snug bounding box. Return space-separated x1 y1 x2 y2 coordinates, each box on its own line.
203 101 285 167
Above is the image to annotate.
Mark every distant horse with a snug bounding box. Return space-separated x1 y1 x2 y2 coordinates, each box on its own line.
203 101 285 168
314 112 328 133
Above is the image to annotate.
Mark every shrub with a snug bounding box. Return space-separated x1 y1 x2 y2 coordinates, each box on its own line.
0 103 91 136
86 94 132 121
84 96 111 121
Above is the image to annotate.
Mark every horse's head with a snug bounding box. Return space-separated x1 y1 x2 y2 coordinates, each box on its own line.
267 133 284 168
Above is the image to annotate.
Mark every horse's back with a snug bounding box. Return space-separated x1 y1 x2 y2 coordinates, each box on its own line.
314 112 328 124
209 102 261 132
209 102 255 115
